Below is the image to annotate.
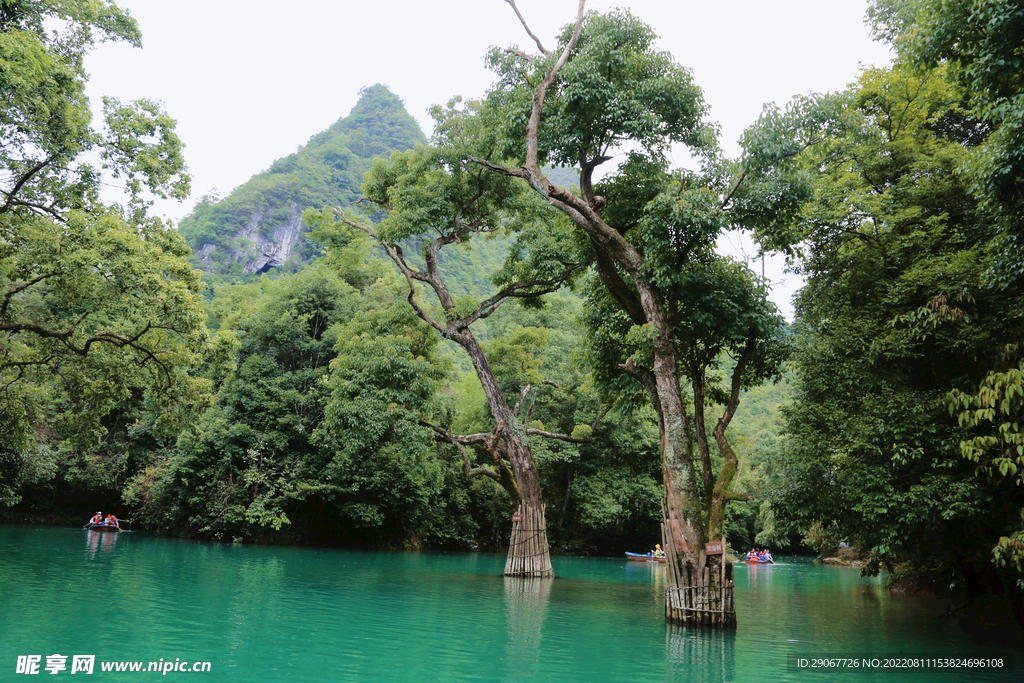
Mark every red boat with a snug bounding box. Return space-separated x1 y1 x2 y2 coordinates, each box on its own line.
625 552 666 563
88 524 120 532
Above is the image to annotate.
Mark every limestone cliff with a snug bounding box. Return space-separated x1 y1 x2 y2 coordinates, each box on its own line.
178 85 426 277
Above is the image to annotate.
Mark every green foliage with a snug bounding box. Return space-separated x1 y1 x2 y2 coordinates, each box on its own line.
0 0 208 506
320 291 452 533
485 9 716 167
870 0 1024 286
767 62 1023 594
132 262 360 537
124 248 482 548
949 347 1024 587
867 0 1024 598
480 7 824 553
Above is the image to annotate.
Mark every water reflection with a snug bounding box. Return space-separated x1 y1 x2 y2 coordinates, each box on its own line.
84 528 119 558
3 528 1019 683
224 554 286 659
503 576 552 679
625 558 666 594
743 560 775 589
666 625 736 683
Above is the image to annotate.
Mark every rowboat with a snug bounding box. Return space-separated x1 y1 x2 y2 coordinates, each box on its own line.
625 551 665 563
88 524 120 532
744 557 773 564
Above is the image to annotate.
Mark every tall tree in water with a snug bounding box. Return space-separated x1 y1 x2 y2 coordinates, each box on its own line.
469 1 818 624
0 0 207 505
319 136 595 577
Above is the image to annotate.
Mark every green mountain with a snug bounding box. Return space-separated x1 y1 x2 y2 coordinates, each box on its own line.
178 85 427 276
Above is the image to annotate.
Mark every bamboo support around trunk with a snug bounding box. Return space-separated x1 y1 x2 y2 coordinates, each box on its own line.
661 500 736 628
504 502 554 578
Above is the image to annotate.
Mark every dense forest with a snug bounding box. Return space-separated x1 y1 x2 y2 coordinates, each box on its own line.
1 0 1021 626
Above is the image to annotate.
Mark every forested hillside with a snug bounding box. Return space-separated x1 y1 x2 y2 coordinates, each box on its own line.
178 85 427 277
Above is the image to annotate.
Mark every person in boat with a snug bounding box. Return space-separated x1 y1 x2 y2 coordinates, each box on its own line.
763 549 773 563
104 513 120 529
89 511 103 526
747 549 758 561
651 544 664 558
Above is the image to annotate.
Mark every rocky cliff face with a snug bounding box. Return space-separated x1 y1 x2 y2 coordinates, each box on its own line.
195 204 306 274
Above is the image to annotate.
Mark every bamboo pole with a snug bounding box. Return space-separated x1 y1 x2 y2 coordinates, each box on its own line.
504 502 553 577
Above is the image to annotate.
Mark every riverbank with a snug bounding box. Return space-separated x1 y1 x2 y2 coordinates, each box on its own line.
817 544 869 567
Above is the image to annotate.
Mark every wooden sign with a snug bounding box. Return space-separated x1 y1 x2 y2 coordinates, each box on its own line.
512 513 522 522
705 541 724 555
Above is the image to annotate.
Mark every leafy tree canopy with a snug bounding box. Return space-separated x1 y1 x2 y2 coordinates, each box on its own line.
767 62 1023 599
0 0 207 505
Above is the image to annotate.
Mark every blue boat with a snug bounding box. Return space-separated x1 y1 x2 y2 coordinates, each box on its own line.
625 551 665 563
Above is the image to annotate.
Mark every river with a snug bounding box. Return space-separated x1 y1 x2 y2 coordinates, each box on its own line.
0 526 1018 681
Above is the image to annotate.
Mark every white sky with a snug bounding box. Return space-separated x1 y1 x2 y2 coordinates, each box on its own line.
85 0 893 319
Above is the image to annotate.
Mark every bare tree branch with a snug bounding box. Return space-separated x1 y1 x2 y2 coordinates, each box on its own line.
6 199 63 220
526 427 593 443
504 47 535 62
719 170 747 210
337 212 455 340
590 401 613 430
463 263 584 327
420 420 504 482
0 158 51 214
2 271 60 320
0 320 176 384
513 383 533 417
420 420 490 446
522 0 587 188
502 0 552 55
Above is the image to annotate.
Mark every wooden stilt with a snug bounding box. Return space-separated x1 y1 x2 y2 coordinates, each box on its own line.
504 502 554 578
662 500 736 628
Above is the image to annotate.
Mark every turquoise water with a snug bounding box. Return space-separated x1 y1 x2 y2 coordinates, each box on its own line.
0 526 1018 681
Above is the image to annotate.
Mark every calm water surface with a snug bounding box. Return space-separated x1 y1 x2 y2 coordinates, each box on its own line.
0 526 1018 682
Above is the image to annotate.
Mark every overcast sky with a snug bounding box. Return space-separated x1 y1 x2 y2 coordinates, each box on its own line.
85 0 894 319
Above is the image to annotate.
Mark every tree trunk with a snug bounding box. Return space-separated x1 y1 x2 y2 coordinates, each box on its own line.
662 526 736 628
472 1 731 603
461 331 553 578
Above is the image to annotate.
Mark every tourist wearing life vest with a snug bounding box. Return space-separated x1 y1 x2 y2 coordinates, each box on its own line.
104 513 120 529
89 512 102 526
651 544 664 558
